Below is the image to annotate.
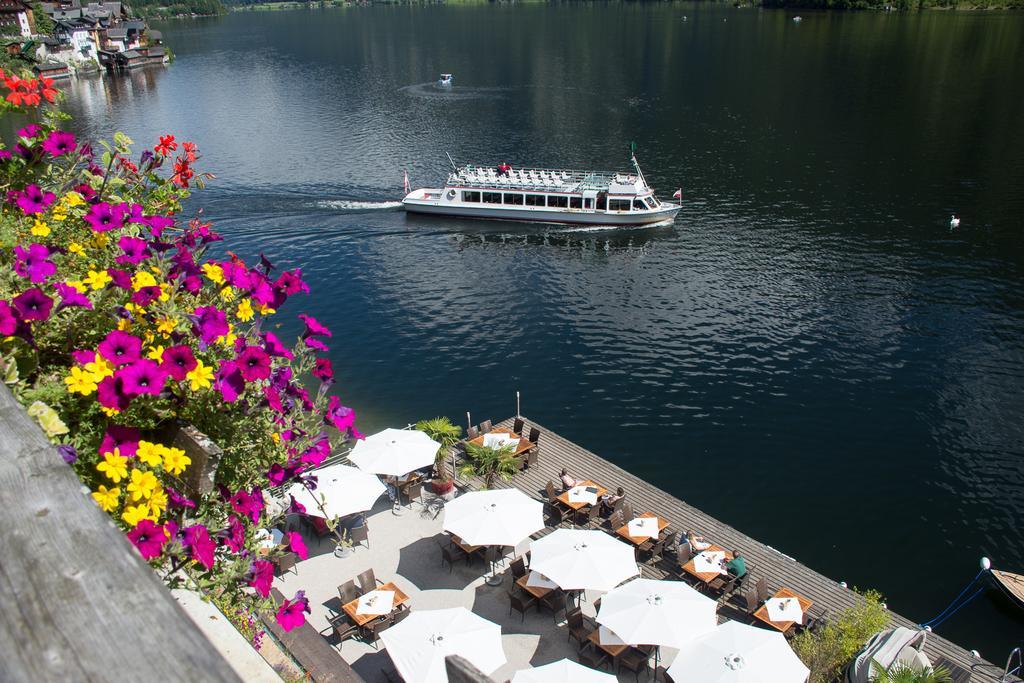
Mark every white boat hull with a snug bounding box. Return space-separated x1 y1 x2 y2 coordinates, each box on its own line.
403 193 680 227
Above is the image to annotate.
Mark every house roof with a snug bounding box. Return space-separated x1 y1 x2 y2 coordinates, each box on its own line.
147 45 164 55
102 1 120 13
53 8 82 18
35 61 69 71
123 19 144 30
105 27 126 38
120 48 141 58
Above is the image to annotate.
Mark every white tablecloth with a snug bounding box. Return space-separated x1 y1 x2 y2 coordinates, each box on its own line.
765 596 804 623
626 516 660 539
356 590 396 616
567 486 598 506
482 434 520 449
525 571 558 590
692 550 727 575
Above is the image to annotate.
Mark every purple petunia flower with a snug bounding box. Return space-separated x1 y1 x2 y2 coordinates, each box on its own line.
298 314 332 339
215 360 246 402
131 286 162 307
236 346 272 382
261 332 294 360
12 288 53 322
300 434 330 467
230 486 264 524
192 306 229 346
264 386 285 414
0 149 11 161
287 531 308 560
98 330 143 366
83 202 126 233
312 357 333 383
325 396 356 433
13 243 56 283
220 515 246 553
57 444 78 463
17 124 41 139
41 131 77 157
160 344 197 381
144 214 174 237
166 486 196 510
304 337 329 353
55 282 92 311
16 184 56 215
117 359 167 397
0 301 19 336
182 524 216 570
127 519 168 561
275 269 308 296
107 268 133 290
116 235 151 265
96 375 131 412
288 495 306 515
248 560 274 598
100 425 141 458
276 591 310 632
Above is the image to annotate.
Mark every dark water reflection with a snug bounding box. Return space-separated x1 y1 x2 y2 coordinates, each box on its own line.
59 4 1024 657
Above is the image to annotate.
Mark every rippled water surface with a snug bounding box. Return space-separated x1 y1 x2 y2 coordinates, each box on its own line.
61 4 1024 657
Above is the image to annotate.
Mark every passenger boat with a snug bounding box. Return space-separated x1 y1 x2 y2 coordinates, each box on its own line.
402 156 681 227
992 569 1024 611
438 73 453 87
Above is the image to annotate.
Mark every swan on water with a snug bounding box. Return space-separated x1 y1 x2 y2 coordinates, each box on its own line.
950 214 960 229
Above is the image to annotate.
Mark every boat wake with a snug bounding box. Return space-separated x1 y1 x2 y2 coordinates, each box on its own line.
316 199 404 212
398 82 511 101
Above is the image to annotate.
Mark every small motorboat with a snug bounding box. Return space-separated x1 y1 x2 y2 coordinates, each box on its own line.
950 214 961 229
438 73 454 87
991 569 1024 610
793 15 803 21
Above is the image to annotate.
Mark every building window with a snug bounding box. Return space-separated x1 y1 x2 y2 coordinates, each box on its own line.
644 197 657 209
608 199 631 212
633 199 646 211
525 194 545 207
503 193 524 205
569 196 583 209
482 192 502 204
584 198 594 209
462 191 480 203
547 195 568 208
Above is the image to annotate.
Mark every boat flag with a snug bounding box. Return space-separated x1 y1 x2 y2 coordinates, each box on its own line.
672 188 682 200
403 170 410 195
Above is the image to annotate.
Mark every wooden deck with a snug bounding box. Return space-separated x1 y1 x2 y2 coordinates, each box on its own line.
454 416 1012 683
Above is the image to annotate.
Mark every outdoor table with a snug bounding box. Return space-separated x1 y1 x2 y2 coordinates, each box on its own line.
587 626 629 657
681 545 734 584
557 481 608 511
447 533 485 556
517 571 557 599
753 588 813 633
469 429 534 457
342 581 410 626
615 512 670 546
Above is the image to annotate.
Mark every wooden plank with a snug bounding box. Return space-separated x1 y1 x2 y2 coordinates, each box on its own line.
266 589 364 683
0 385 241 682
455 415 1011 683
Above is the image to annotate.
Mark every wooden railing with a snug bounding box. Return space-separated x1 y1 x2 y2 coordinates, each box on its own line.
0 384 240 681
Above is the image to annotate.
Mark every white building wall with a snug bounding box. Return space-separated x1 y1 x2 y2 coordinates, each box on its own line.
17 10 30 37
71 29 97 61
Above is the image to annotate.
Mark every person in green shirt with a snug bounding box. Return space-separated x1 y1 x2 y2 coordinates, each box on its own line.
726 551 747 578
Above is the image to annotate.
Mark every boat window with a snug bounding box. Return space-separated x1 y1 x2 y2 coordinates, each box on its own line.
569 196 582 209
503 193 524 205
633 199 646 211
584 198 594 209
608 199 631 212
525 194 545 207
644 197 657 209
462 191 480 203
547 195 568 208
482 192 502 204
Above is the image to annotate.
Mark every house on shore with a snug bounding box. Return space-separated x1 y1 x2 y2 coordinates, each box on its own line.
0 0 34 37
33 60 70 79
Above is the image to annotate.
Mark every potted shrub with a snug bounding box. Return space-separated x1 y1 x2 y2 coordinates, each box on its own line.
458 442 518 490
415 417 462 495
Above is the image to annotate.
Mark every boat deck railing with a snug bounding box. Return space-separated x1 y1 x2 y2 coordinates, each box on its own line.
446 164 643 194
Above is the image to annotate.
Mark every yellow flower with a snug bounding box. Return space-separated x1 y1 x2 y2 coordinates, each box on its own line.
85 353 114 382
122 503 150 526
156 316 176 335
51 210 67 222
136 440 164 468
116 318 133 332
132 270 157 291
149 486 168 515
256 304 276 316
93 232 109 248
97 449 129 483
219 286 236 303
84 268 112 290
64 366 98 395
66 280 87 294
163 447 191 476
158 284 170 302
100 406 120 417
236 299 254 322
125 302 146 316
63 191 85 207
127 468 159 502
202 263 224 284
220 324 237 347
186 359 214 391
68 242 85 256
92 485 121 512
30 219 50 237
271 432 281 444
147 345 165 363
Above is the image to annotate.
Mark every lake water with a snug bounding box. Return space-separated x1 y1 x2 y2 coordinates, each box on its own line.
59 3 1024 658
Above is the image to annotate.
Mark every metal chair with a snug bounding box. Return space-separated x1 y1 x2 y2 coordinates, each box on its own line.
566 609 591 648
439 539 468 571
467 425 479 440
522 449 538 470
528 427 541 443
513 417 524 434
479 419 492 433
337 579 359 605
545 480 559 504
403 481 423 508
617 646 652 681
755 577 769 604
510 556 528 581
357 568 379 594
274 552 297 577
508 589 537 621
360 617 390 649
574 503 601 528
578 643 612 670
327 613 359 645
539 588 567 623
349 524 368 550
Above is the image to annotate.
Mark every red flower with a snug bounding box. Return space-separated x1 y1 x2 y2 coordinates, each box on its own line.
155 134 177 157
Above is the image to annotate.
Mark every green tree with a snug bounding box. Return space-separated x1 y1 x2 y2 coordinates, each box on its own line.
459 442 518 489
790 589 891 683
32 3 55 35
415 416 462 483
871 660 954 683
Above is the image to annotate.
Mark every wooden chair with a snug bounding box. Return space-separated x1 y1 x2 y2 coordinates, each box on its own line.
360 617 390 649
510 556 528 581
327 613 359 645
467 425 479 440
545 480 559 504
739 589 760 622
508 589 537 621
574 503 601 528
522 449 538 471
566 609 591 648
439 539 468 571
655 665 675 682
349 524 368 550
539 588 567 623
608 509 625 531
528 427 541 443
337 579 359 605
403 481 423 508
578 643 612 670
513 417 524 434
357 568 379 594
274 552 297 577
676 540 692 565
644 539 667 565
620 503 635 522
755 577 769 605
617 646 652 681
480 419 492 433
391 605 411 625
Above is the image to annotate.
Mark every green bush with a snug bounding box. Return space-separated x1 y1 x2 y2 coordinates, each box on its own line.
790 589 891 683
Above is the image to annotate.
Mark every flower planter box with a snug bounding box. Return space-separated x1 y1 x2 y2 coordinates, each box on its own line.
158 421 222 499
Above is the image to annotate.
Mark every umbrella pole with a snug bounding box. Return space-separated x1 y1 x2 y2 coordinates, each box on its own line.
516 391 520 417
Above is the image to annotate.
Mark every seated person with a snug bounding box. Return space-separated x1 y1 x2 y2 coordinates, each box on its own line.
497 162 511 176
678 529 712 553
726 550 747 578
599 486 626 515
559 467 579 492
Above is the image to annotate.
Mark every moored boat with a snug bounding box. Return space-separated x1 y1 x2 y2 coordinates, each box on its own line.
991 569 1024 610
402 156 681 227
438 73 454 87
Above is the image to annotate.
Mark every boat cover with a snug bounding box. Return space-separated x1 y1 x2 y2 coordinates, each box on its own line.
846 627 929 683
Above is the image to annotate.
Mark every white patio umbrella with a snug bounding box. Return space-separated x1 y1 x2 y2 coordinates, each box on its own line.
666 620 810 683
528 529 639 592
511 659 616 683
380 607 506 683
596 578 717 650
443 489 544 547
348 428 439 477
286 464 385 519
